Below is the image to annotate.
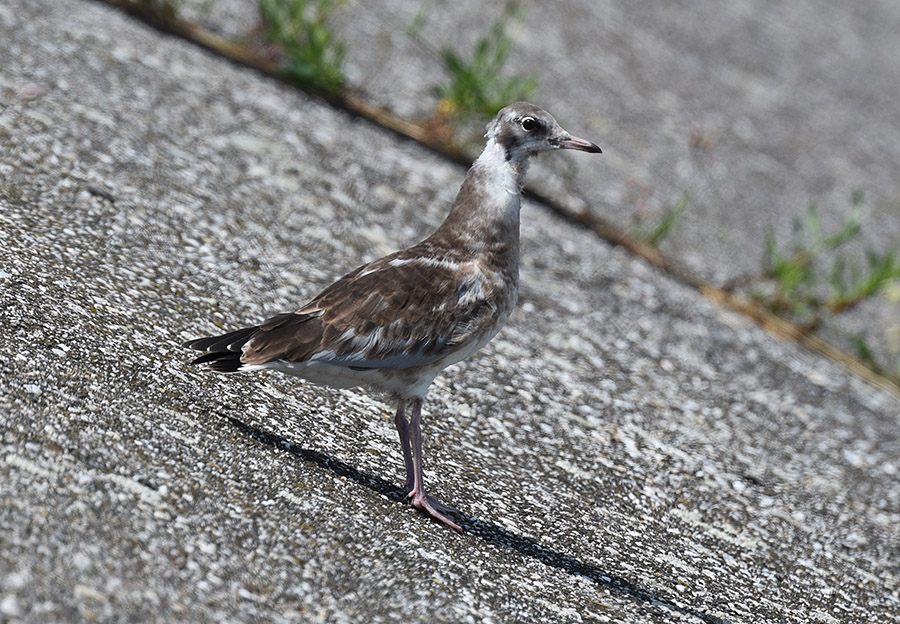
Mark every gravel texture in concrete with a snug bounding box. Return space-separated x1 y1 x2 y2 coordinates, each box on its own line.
1 1 899 622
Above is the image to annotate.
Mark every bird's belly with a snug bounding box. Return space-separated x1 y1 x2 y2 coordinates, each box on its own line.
255 305 513 400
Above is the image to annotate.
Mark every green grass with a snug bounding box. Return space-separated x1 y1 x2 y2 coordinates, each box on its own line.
751 197 900 381
755 201 900 326
406 0 440 36
436 2 537 118
629 192 688 248
757 204 860 321
848 332 880 371
259 0 346 93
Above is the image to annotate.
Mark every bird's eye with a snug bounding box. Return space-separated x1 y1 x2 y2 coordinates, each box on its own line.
521 117 536 132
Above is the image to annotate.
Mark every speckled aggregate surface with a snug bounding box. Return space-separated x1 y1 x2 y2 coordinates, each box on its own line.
1 1 899 622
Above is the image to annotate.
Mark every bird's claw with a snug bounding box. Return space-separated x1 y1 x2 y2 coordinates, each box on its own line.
410 492 463 532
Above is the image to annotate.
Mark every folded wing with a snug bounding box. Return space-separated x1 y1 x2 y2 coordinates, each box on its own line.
186 251 499 373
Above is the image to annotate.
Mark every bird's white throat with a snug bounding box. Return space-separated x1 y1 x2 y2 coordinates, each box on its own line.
476 136 531 195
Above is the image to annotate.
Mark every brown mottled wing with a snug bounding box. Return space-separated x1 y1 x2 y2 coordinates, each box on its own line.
241 253 496 369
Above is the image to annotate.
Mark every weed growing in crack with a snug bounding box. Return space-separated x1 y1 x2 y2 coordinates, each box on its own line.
749 195 900 380
436 2 537 119
259 0 346 93
630 192 689 248
755 202 900 325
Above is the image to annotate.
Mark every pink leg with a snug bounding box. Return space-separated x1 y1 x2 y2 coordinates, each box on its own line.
408 398 462 532
393 400 414 493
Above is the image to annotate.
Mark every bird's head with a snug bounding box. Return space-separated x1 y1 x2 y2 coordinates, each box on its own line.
485 102 602 162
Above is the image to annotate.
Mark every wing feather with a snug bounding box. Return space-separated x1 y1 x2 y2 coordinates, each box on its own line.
241 250 500 370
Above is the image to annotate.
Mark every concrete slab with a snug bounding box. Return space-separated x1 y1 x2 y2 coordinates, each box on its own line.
1 1 898 622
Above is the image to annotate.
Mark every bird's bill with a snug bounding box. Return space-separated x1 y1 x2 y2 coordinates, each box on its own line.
558 135 602 153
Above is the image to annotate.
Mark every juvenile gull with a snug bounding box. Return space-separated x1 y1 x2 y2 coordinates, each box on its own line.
183 102 601 531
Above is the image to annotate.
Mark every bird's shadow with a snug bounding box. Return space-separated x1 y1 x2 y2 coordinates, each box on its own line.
227 416 729 624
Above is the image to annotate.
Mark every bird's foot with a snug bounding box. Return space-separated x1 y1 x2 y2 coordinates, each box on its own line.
410 492 463 532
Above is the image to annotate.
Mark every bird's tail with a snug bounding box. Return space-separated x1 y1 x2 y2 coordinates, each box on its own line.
182 326 259 373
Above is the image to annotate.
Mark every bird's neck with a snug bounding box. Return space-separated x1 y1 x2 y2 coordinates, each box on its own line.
431 139 526 258
472 138 531 192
